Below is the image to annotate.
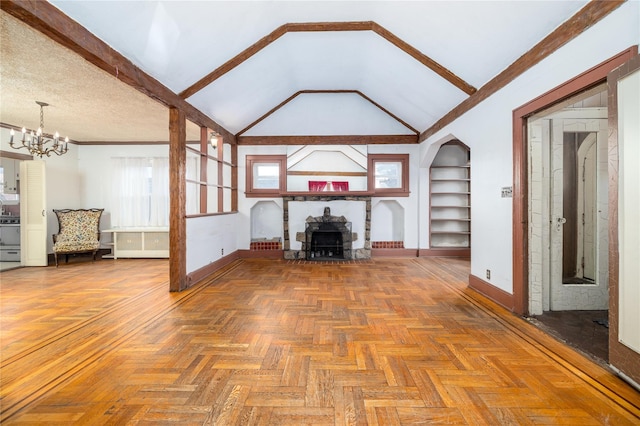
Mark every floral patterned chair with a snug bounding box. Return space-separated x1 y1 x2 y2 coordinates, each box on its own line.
52 208 104 267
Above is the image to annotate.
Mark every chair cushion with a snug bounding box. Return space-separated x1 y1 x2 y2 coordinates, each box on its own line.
53 240 100 253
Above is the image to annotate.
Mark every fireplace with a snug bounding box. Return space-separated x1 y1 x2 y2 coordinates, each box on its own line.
282 196 372 260
305 219 352 260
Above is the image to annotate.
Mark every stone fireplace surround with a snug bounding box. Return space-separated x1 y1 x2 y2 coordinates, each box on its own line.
282 195 371 260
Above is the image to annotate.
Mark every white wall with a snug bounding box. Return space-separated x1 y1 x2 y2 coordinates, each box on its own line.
237 145 287 249
187 214 238 274
237 144 422 251
421 2 640 294
369 144 421 250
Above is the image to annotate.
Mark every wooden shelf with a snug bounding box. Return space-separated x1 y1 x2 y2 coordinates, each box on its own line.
432 192 470 195
429 142 470 250
431 231 471 235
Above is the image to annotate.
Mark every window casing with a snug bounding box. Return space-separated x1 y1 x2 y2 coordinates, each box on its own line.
368 154 410 196
246 155 286 197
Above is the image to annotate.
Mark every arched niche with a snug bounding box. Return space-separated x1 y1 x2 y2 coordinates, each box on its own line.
371 200 405 245
250 201 282 242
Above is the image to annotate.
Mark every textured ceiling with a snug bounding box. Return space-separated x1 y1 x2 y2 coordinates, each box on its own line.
2 1 590 143
0 11 200 143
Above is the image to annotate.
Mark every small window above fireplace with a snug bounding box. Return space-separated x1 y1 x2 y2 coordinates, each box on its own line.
368 154 410 196
245 155 286 197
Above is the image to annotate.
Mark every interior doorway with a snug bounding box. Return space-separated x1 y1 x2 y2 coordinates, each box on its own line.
527 85 609 360
512 47 639 381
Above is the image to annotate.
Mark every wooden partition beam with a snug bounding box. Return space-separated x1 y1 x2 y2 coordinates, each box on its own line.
169 108 187 292
231 143 238 212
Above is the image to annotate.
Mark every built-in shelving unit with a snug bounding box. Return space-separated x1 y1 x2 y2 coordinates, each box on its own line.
429 141 470 252
103 228 169 259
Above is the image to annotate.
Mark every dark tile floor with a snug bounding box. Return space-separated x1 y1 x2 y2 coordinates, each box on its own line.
530 310 609 364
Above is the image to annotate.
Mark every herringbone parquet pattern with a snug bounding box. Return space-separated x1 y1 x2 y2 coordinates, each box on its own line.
1 257 638 424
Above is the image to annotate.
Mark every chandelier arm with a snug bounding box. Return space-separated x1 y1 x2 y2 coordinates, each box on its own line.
9 101 70 158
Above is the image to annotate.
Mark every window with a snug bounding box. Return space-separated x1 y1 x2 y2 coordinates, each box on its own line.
368 154 409 196
246 155 286 197
111 157 169 227
253 163 280 189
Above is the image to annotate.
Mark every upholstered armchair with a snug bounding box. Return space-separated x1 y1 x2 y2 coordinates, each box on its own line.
52 208 104 267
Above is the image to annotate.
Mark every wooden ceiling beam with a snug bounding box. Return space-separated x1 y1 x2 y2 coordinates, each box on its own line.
179 23 289 99
0 0 234 142
370 23 476 96
286 21 374 32
237 135 418 146
237 89 418 136
179 21 475 99
419 0 626 142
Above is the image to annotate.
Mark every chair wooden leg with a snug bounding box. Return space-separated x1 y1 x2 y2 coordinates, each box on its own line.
54 253 58 267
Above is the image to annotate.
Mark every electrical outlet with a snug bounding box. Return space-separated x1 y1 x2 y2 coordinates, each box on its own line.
486 269 491 280
221 248 224 256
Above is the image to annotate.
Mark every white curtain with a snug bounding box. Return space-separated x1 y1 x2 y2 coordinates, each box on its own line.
111 157 169 227
150 157 169 226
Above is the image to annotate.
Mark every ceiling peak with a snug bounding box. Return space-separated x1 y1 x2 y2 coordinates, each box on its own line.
178 21 476 100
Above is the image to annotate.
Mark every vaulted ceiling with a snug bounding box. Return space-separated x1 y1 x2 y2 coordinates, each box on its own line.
1 1 615 146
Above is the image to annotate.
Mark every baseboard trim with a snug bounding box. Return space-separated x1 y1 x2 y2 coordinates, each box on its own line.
468 274 514 311
418 248 470 257
372 248 417 257
187 251 241 287
237 249 283 259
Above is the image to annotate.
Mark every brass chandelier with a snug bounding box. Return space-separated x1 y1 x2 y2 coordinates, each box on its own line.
10 101 69 158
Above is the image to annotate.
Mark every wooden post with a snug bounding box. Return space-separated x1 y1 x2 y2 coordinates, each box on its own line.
169 108 187 291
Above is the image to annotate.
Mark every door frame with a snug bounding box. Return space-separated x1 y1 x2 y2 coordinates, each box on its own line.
607 52 640 386
512 46 637 315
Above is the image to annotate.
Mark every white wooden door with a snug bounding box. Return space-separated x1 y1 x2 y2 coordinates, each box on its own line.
547 118 609 311
20 160 47 266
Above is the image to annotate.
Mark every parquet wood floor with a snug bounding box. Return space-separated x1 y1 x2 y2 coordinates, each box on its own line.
1 257 638 425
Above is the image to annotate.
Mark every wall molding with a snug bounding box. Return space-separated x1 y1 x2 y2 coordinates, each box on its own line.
418 248 470 258
187 251 241 288
468 274 514 312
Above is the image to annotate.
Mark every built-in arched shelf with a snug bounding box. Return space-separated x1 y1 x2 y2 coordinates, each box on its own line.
429 141 470 253
371 200 405 249
250 201 283 250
